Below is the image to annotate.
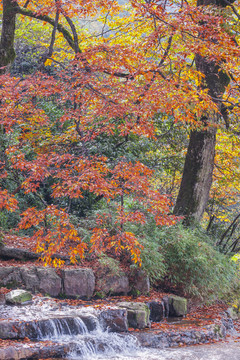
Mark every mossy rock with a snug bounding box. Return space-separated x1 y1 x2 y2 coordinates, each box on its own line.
5 289 32 305
168 295 187 317
117 302 150 329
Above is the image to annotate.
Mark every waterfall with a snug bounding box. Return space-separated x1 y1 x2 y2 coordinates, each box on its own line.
31 313 140 359
34 317 89 340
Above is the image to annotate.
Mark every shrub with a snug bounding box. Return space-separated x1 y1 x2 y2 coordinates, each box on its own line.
137 223 238 300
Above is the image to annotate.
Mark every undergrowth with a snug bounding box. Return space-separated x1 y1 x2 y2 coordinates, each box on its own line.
130 222 238 301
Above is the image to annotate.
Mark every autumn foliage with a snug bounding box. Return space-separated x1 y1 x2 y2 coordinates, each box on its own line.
0 0 240 265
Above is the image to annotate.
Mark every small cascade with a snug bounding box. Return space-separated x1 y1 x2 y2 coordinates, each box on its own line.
68 332 140 360
34 316 89 340
28 311 140 359
0 296 234 360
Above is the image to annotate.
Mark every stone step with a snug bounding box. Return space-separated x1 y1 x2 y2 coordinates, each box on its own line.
0 315 97 340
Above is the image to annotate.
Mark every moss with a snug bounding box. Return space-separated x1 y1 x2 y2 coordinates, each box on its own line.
169 295 187 317
94 291 106 299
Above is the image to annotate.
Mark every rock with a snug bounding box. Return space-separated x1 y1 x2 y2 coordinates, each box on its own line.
0 316 98 340
61 268 95 299
5 289 32 305
148 301 165 322
36 268 62 297
221 312 236 335
161 296 169 318
20 267 40 293
0 293 6 305
99 308 128 332
211 322 227 340
130 269 150 296
97 274 129 296
168 295 187 317
135 322 227 348
0 267 22 288
117 302 151 329
0 320 26 339
226 307 239 320
0 343 69 360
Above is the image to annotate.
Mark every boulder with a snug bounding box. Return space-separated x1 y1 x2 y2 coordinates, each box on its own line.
36 268 62 297
117 302 151 329
5 289 32 305
168 295 187 317
148 301 165 322
0 266 62 297
130 269 150 296
0 315 98 340
61 268 95 299
0 320 26 339
0 267 22 288
21 267 40 293
97 274 129 296
99 308 128 332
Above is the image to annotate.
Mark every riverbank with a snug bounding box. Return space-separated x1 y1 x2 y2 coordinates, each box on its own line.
0 294 238 360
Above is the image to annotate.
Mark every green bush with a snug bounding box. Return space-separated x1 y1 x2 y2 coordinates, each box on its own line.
136 223 238 300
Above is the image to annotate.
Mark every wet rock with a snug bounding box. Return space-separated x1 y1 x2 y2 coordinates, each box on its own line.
168 295 187 317
5 289 32 305
135 323 227 348
99 308 128 332
36 267 62 297
61 268 95 299
0 343 69 360
0 315 98 340
0 321 26 339
136 331 170 348
148 301 165 322
117 302 151 329
79 315 98 332
130 269 150 296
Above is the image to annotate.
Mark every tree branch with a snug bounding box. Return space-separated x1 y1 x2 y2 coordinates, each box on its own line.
14 5 75 50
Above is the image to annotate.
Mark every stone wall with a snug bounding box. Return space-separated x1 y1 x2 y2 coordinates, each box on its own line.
0 265 149 299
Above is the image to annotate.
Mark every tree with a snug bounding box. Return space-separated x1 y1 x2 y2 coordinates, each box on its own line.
0 0 239 264
173 0 238 224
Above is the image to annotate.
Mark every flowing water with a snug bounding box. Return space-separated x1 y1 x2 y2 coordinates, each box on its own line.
1 296 240 360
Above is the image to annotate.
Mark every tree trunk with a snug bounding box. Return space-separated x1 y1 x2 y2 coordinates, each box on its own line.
173 0 232 224
0 0 17 73
173 125 217 224
0 245 71 262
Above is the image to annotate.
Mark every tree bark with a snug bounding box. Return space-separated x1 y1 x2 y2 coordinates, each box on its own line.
0 245 70 262
173 0 232 224
0 0 18 73
173 125 217 223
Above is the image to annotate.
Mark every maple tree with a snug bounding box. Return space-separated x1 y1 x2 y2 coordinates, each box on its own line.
0 0 240 265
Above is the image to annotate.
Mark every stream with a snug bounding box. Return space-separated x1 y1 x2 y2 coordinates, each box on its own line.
1 296 240 360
